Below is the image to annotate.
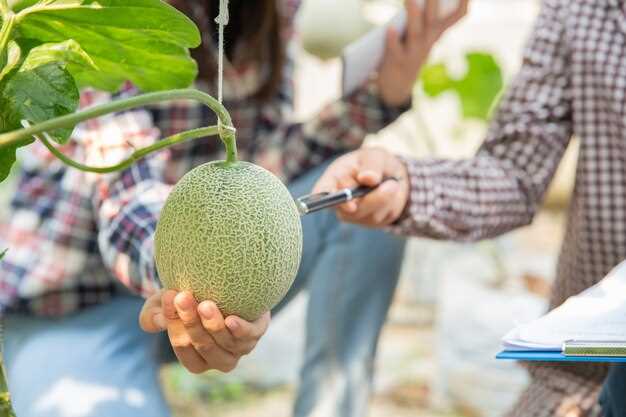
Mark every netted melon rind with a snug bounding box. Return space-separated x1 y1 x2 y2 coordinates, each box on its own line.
155 161 303 321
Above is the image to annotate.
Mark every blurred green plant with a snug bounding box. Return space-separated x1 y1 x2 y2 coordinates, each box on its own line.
420 51 504 122
164 364 251 406
0 250 12 417
0 375 14 417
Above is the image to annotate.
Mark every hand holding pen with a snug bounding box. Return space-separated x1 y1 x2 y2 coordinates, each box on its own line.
308 148 410 227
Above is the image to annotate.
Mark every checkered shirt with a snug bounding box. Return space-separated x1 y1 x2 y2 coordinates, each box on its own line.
394 0 626 415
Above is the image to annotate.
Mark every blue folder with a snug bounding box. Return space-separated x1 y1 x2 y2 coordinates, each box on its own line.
497 350 626 363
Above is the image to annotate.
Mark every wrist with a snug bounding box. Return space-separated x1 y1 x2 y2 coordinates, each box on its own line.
369 80 413 113
388 155 411 224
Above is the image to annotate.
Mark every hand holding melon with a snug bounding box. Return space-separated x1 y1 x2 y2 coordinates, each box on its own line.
140 289 271 374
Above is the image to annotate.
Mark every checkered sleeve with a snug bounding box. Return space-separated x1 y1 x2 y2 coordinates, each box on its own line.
254 45 411 181
392 0 573 241
77 89 169 298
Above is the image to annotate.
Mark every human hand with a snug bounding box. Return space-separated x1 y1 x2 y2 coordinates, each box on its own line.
312 148 410 227
377 0 469 106
139 290 270 374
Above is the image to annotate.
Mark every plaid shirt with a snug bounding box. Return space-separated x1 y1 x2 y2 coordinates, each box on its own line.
394 0 625 415
0 0 408 317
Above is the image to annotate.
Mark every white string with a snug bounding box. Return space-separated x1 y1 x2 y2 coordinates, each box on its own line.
215 0 229 104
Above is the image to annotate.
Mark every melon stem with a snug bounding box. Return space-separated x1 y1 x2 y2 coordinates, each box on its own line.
0 89 239 171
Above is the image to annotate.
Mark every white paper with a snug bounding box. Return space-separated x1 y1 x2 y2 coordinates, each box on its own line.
342 10 406 96
341 0 460 96
501 261 626 351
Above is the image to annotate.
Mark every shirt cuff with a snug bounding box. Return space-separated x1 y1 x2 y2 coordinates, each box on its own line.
349 80 413 131
368 81 413 124
389 156 435 237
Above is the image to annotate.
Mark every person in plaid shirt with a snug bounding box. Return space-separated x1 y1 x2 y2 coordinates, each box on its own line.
0 1 468 417
314 0 626 416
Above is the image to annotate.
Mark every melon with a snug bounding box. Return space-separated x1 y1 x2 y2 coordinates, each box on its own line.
154 161 303 321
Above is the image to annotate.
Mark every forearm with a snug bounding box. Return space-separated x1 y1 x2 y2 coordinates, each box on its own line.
96 171 170 297
392 155 542 242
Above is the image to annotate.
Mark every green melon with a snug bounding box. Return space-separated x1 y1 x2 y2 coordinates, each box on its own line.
154 161 303 321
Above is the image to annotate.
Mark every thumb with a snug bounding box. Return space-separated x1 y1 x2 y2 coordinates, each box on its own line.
139 290 167 333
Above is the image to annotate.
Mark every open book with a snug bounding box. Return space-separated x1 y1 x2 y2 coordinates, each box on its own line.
499 261 626 359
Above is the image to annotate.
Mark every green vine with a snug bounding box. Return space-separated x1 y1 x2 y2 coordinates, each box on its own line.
0 88 239 169
0 13 15 61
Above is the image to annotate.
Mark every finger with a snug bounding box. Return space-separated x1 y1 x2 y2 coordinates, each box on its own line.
139 290 166 333
440 0 469 30
167 322 209 374
198 301 241 353
225 311 271 343
425 0 439 26
168 309 238 374
337 200 359 215
382 209 403 226
174 292 200 327
172 342 237 374
350 180 401 222
162 289 179 321
385 27 404 61
405 0 422 51
337 210 380 228
174 292 217 346
357 171 384 188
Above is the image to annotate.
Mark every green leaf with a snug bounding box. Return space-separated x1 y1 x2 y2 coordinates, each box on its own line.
421 63 453 97
0 62 79 143
21 39 98 78
420 52 504 121
16 0 201 92
0 249 6 260
0 41 21 82
8 0 38 12
0 143 19 182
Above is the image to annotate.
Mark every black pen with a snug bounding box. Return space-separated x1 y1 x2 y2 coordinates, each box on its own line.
296 177 399 216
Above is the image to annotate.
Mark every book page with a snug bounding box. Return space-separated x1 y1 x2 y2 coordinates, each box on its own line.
503 261 626 349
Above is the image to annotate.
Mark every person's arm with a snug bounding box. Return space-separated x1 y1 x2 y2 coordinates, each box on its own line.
397 0 572 241
256 0 467 182
73 88 168 298
314 0 573 241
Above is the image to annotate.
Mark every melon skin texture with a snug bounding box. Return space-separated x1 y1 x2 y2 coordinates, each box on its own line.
155 161 303 322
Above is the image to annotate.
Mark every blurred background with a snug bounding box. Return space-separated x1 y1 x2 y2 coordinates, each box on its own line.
0 0 578 416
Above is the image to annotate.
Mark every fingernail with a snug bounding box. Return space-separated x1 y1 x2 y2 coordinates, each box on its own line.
175 293 193 312
226 319 239 331
199 302 214 320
